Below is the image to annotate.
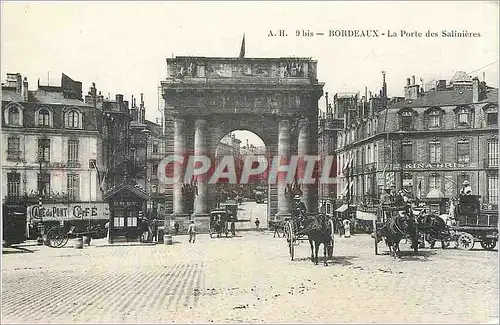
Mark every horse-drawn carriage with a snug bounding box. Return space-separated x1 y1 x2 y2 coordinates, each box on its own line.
283 213 335 265
209 209 235 238
373 205 421 257
425 195 498 250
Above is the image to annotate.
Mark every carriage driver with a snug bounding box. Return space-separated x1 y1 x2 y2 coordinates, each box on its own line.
395 189 413 217
292 195 308 229
459 180 472 196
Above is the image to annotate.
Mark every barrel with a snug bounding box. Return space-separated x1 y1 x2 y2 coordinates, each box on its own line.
74 237 84 249
164 234 173 245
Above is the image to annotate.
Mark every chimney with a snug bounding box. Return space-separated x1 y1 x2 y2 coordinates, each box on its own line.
411 75 416 85
140 93 144 107
436 80 447 91
131 95 134 108
404 78 420 100
325 91 329 112
116 94 123 108
472 77 479 103
16 73 22 93
22 77 28 101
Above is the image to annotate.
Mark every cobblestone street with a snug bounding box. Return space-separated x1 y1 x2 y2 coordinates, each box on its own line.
2 232 498 323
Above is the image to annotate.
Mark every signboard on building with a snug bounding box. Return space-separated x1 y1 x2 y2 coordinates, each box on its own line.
403 163 467 169
28 202 110 223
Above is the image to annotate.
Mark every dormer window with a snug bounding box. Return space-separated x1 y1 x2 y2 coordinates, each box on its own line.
4 104 23 127
36 108 52 127
400 110 414 130
484 104 498 127
425 107 443 129
65 109 83 129
429 110 440 128
8 107 20 125
454 106 473 128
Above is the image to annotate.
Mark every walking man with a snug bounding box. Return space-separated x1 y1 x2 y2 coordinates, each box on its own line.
187 221 196 243
255 218 260 231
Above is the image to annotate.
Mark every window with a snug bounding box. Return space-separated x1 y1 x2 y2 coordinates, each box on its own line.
457 108 470 126
152 164 159 176
487 140 498 167
38 138 50 162
487 112 498 126
400 111 413 130
7 137 20 160
457 141 470 164
68 140 79 163
7 172 20 197
66 110 80 128
429 141 441 163
403 172 413 192
153 143 159 153
8 106 20 125
428 109 441 128
487 174 499 205
67 174 80 201
114 210 125 228
38 109 51 127
429 174 441 191
401 142 413 165
127 209 137 227
38 172 50 197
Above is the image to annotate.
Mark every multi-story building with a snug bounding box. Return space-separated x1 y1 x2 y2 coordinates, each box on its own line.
2 73 106 235
317 92 344 216
337 72 498 215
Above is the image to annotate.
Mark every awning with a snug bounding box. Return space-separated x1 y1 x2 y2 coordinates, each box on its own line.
356 210 376 221
335 204 348 213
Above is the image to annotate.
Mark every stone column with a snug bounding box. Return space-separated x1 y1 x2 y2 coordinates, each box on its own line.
172 117 186 216
308 119 319 215
193 119 208 216
277 119 291 218
297 118 312 212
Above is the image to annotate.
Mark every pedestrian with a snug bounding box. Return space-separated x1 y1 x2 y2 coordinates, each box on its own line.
105 221 110 242
255 218 260 231
174 221 180 235
151 219 158 242
187 221 196 243
342 218 351 238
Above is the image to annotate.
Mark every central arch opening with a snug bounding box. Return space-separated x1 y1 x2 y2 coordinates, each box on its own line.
215 130 269 230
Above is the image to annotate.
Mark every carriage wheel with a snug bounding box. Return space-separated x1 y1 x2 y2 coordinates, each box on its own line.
457 232 475 250
327 219 335 259
285 221 294 261
480 239 497 250
45 228 61 248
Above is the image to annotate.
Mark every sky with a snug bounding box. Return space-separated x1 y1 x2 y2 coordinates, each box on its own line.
2 1 499 145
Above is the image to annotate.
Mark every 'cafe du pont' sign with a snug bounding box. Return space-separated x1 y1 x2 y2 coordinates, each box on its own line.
28 203 110 222
403 162 468 169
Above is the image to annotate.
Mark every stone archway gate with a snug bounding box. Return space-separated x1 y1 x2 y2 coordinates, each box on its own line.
161 56 324 231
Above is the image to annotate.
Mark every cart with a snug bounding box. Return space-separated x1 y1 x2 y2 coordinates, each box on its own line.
209 209 235 238
284 215 335 261
44 224 97 248
447 195 498 250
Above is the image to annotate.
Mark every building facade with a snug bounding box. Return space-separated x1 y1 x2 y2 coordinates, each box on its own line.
336 72 499 214
317 92 344 216
2 73 106 235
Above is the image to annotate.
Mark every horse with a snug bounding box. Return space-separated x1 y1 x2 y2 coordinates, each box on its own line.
304 214 333 266
374 213 419 259
416 213 451 249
